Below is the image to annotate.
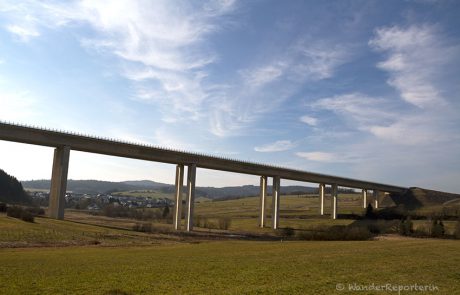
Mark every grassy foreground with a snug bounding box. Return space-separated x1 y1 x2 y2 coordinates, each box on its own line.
1 239 460 294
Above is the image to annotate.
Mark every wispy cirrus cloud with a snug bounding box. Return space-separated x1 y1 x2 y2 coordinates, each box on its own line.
0 1 354 139
310 91 455 145
312 92 395 129
366 24 460 144
296 23 460 188
254 140 295 152
0 0 237 122
5 24 39 41
75 0 237 121
299 115 318 126
291 42 351 81
211 42 353 137
367 115 450 145
296 151 357 163
369 24 456 108
240 63 285 88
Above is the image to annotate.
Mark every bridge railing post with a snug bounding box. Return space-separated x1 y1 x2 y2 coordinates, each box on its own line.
49 146 70 220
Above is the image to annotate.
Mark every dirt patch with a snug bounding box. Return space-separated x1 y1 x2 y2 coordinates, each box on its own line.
373 234 436 241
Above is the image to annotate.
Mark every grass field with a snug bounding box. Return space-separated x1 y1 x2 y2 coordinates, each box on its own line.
1 193 460 294
1 239 459 294
190 193 452 234
0 213 185 247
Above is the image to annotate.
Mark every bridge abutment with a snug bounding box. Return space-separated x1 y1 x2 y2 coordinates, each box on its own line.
49 146 70 220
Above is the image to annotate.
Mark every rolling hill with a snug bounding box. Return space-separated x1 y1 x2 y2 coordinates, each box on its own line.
22 179 318 199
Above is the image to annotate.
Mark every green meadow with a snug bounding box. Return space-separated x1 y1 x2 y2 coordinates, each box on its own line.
1 239 459 294
1 193 460 294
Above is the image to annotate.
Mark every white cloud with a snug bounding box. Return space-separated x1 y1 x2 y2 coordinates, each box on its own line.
368 112 457 145
0 0 237 122
311 92 457 145
0 1 73 41
240 63 285 87
211 42 352 137
299 115 318 126
292 43 350 80
296 151 354 163
6 24 40 41
254 140 295 152
0 1 354 139
75 0 237 121
152 127 197 151
369 24 454 108
76 1 226 71
299 24 460 189
209 104 244 137
313 93 394 129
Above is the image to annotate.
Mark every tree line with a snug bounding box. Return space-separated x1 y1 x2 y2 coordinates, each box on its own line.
0 169 31 204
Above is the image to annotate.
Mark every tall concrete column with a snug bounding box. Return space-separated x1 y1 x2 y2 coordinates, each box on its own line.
173 164 184 230
362 189 368 209
185 164 196 232
331 184 338 220
259 176 267 228
49 146 70 220
374 190 380 209
319 183 325 215
272 176 281 229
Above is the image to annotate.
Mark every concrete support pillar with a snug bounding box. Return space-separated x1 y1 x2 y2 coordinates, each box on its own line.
173 164 184 230
374 190 380 209
319 183 325 215
272 176 281 229
49 146 70 220
362 189 368 209
185 164 196 232
331 184 338 220
259 176 267 228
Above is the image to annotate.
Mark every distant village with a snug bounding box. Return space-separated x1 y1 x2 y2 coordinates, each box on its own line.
29 191 174 211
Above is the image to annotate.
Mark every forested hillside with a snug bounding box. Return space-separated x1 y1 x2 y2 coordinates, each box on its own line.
0 169 31 204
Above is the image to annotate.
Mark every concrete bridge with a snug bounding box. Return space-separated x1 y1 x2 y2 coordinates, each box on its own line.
0 121 407 231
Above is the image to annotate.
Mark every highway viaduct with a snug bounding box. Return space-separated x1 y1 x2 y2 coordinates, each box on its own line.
0 122 407 231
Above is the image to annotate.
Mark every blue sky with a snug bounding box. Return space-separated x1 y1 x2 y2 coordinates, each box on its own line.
0 0 459 192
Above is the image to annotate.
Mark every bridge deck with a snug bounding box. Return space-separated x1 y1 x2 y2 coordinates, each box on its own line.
0 122 406 193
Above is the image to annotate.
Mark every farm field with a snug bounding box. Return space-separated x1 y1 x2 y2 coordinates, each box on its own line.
58 193 369 234
0 213 183 248
1 193 460 294
1 239 460 294
40 193 460 235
